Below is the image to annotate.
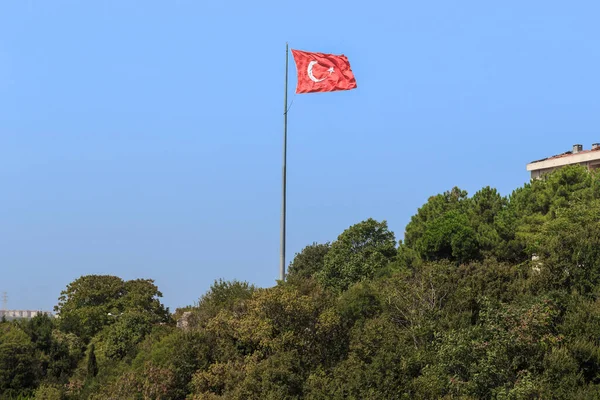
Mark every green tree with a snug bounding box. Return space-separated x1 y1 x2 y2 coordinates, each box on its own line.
417 210 479 263
532 199 600 294
121 279 171 320
188 279 256 329
87 343 98 378
402 187 483 263
287 242 330 282
55 275 125 341
470 186 506 258
120 330 213 400
55 275 169 341
0 323 39 396
25 167 600 399
22 313 54 354
33 384 63 400
402 186 509 264
20 314 78 384
103 311 155 360
404 187 469 249
317 219 396 291
46 330 83 384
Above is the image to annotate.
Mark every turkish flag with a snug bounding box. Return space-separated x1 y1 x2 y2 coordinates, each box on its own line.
291 49 357 94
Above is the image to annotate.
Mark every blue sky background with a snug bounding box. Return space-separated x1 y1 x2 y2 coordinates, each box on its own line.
2 1 600 311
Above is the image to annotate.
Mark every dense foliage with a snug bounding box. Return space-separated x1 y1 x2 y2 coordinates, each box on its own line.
3 165 600 399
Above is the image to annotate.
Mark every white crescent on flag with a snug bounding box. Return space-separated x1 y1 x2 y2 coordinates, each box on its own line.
307 61 326 83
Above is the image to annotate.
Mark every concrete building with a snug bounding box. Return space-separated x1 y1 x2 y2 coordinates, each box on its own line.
527 143 600 179
0 309 53 321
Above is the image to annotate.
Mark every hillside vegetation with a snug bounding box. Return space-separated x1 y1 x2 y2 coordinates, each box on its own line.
3 165 600 399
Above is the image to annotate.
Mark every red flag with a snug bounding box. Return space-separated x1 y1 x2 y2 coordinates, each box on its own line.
291 49 357 94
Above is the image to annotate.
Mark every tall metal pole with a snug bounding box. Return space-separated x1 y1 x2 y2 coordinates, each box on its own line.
280 43 289 281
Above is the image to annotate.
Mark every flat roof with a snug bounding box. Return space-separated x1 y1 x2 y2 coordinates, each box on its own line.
527 148 600 171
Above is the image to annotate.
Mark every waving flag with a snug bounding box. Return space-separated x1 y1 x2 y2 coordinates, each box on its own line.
278 45 358 282
291 49 357 94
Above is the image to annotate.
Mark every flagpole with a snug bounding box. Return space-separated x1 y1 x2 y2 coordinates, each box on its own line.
280 42 288 282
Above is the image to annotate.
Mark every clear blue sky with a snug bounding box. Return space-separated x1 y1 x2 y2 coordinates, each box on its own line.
2 1 600 312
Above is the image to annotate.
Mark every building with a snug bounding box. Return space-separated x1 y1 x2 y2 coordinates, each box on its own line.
527 143 600 180
0 309 53 321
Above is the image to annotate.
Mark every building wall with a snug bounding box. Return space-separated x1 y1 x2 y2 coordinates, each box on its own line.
0 310 53 320
528 146 600 179
531 168 554 180
531 160 600 180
